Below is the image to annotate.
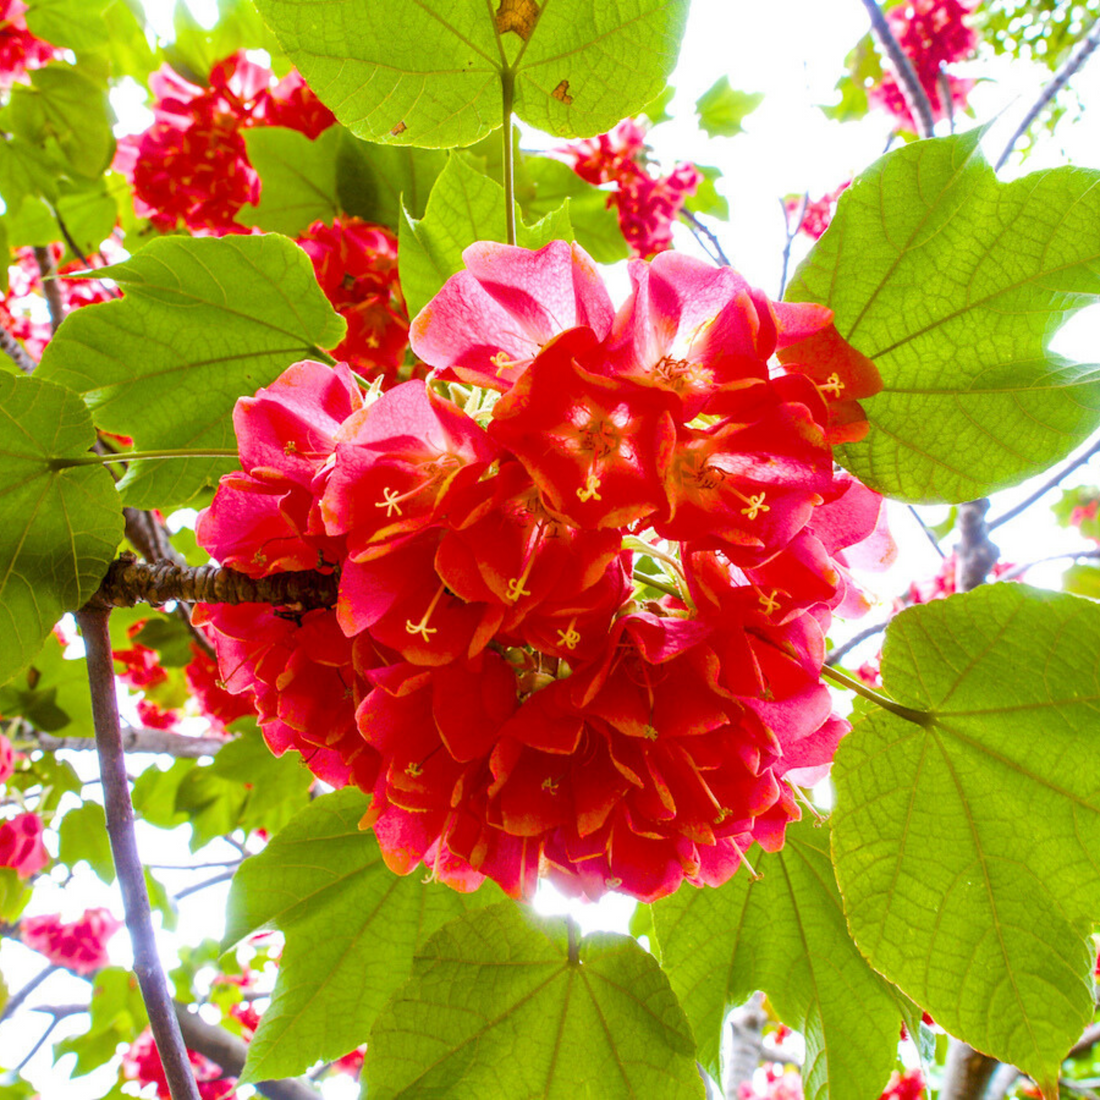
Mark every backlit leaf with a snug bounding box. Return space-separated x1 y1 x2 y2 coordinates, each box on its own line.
224 789 500 1082
788 130 1100 502
252 0 689 148
0 373 121 686
37 234 345 509
399 153 573 318
654 819 907 1100
694 77 762 138
367 902 704 1099
831 584 1100 1094
239 126 340 236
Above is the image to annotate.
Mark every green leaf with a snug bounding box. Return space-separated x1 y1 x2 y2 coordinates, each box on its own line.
682 163 728 221
641 83 676 126
224 788 500 1082
7 64 115 179
25 0 110 51
654 819 906 1100
166 0 286 84
0 869 32 922
132 614 195 668
399 153 573 319
521 154 628 264
787 130 1100 503
58 802 115 884
830 584 1100 1094
1063 562 1100 599
238 126 340 236
54 967 147 1076
131 758 195 829
36 234 345 509
198 725 312 844
145 868 178 932
0 373 122 686
366 901 704 1099
0 634 92 734
693 77 762 138
252 0 690 148
336 130 446 230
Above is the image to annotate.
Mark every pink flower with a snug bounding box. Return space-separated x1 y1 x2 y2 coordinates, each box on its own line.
0 0 59 83
785 182 850 241
123 1029 236 1100
0 731 14 785
20 908 122 974
0 812 49 879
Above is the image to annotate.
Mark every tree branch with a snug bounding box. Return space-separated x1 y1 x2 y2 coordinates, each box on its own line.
86 556 338 611
995 16 1100 171
173 1004 322 1100
680 208 731 267
724 992 767 1100
34 246 64 335
859 0 936 138
939 1040 1000 1100
75 604 201 1100
955 499 999 593
0 326 37 374
32 726 228 758
0 964 58 1024
987 437 1100 531
778 193 808 299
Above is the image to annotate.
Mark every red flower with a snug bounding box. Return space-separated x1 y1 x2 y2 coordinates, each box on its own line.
785 182 850 241
869 0 977 128
331 1047 366 1077
185 643 256 733
20 908 121 974
296 217 410 386
115 52 334 233
197 243 887 903
0 0 59 83
0 732 15 784
136 698 181 731
554 119 702 257
0 812 49 879
123 1029 236 1100
881 1069 926 1100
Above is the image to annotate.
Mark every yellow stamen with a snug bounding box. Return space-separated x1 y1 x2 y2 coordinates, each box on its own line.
758 589 781 616
643 725 659 741
556 624 581 650
284 440 298 454
376 486 404 518
506 577 532 601
714 807 732 824
405 762 423 777
405 584 446 641
741 492 770 520
541 777 559 793
606 877 623 890
820 372 845 397
576 472 603 503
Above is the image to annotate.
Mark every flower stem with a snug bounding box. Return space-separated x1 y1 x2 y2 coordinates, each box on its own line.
49 448 238 470
501 66 517 247
821 664 930 726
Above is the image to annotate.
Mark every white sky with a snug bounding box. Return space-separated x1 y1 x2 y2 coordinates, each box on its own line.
6 0 1100 1095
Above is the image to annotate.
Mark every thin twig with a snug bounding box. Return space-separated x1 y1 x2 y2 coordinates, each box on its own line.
16 1011 66 1073
987 437 1100 530
938 67 955 133
75 604 201 1100
0 327 37 374
826 619 890 666
860 0 936 138
32 726 229 757
778 192 808 300
174 870 236 901
996 17 1100 170
680 208 731 266
0 964 58 1023
907 504 947 559
998 547 1100 582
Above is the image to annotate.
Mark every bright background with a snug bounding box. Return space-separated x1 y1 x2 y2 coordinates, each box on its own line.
3 0 1100 1096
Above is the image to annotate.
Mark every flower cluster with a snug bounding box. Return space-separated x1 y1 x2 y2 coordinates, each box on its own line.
296 216 410 387
123 1029 236 1100
197 241 887 903
785 182 850 241
0 811 48 879
0 0 60 83
20 907 121 974
0 730 14 784
114 52 335 233
741 1066 924 1100
554 119 702 257
871 0 977 128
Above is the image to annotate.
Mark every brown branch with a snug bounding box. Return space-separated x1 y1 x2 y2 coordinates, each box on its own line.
859 0 936 138
996 17 1100 171
34 246 65 335
955 499 999 593
33 726 228 758
0 964 58 1023
0 326 37 374
939 1040 1000 1100
988 437 1100 531
75 604 201 1100
173 1004 321 1100
86 556 339 611
724 993 767 1100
